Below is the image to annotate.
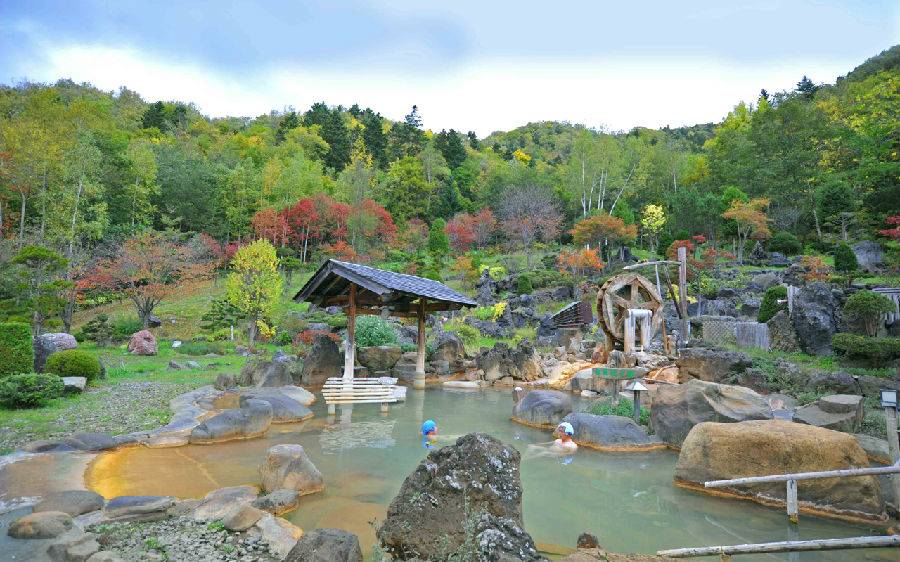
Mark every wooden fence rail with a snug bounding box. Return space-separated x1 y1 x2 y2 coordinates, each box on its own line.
704 462 900 523
658 535 900 559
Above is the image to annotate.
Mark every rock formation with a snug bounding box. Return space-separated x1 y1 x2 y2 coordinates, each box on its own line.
377 433 542 561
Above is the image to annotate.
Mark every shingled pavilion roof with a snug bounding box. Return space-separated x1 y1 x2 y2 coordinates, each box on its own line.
294 259 477 315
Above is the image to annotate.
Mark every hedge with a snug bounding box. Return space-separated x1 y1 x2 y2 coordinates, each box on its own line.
0 373 63 408
45 349 102 381
832 333 900 366
0 322 34 378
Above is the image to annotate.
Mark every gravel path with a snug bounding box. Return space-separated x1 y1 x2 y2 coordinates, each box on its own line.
0 381 198 452
92 517 279 562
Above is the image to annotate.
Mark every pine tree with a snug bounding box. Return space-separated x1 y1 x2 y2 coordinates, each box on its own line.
275 111 299 144
141 101 166 130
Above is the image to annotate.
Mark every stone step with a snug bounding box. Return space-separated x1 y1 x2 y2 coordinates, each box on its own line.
818 394 863 415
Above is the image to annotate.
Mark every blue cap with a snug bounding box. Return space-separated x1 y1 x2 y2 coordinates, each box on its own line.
557 422 575 436
422 420 436 435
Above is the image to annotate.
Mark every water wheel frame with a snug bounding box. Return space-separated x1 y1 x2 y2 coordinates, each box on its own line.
597 272 663 344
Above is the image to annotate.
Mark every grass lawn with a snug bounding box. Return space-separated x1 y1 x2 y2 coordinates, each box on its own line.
0 342 253 454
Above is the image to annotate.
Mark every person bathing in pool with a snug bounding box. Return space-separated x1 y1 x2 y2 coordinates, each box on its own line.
525 422 578 458
421 419 465 449
552 422 578 454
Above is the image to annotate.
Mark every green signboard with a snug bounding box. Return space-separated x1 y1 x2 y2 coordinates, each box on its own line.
593 367 647 380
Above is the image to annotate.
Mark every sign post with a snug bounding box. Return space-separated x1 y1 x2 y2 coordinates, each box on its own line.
593 367 648 404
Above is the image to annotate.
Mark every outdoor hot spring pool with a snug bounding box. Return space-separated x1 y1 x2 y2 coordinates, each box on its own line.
3 388 895 560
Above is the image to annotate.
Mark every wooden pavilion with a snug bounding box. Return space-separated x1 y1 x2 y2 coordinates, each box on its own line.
294 259 477 389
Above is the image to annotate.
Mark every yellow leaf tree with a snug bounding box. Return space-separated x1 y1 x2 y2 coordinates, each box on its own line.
640 204 667 253
226 239 282 348
722 197 771 264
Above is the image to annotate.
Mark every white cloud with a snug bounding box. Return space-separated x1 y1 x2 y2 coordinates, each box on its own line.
31 44 859 136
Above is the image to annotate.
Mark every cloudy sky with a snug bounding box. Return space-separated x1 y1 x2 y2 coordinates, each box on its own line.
1 1 898 135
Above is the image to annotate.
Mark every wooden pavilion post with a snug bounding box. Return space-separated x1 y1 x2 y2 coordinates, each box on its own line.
414 298 426 390
343 283 357 380
677 246 689 348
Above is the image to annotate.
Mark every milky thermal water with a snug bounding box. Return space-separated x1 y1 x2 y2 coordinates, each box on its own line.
1 389 893 560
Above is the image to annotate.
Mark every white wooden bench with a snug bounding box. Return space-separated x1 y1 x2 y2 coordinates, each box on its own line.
322 377 399 414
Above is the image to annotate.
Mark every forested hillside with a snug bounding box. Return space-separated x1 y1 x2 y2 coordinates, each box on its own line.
0 45 897 328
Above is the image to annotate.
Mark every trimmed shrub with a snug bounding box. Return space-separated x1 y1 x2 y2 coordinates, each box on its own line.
768 231 802 255
0 322 34 378
0 373 64 408
843 290 895 336
832 333 900 367
45 349 102 382
758 285 788 323
355 316 398 348
833 243 858 276
516 274 533 295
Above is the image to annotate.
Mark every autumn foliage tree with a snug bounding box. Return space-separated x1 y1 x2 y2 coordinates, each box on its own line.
571 212 637 262
226 239 282 347
722 197 771 263
557 247 604 278
86 231 214 328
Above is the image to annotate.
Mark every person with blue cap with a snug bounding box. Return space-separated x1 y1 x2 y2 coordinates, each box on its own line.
422 419 438 449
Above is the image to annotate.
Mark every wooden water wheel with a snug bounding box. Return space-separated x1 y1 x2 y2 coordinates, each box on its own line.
597 272 663 344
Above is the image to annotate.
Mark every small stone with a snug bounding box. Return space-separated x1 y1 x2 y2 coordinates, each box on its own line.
252 489 300 515
224 505 266 531
62 376 88 394
576 532 600 549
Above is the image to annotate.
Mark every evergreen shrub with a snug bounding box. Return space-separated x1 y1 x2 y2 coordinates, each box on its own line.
0 373 63 408
832 333 900 366
758 285 788 323
0 322 33 378
45 349 102 381
843 290 895 336
768 231 802 255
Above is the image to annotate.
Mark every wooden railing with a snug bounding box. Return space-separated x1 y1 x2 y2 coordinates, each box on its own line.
703 462 900 523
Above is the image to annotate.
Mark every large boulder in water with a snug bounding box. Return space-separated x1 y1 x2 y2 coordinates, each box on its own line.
675 420 884 521
377 433 542 561
512 389 572 428
189 399 273 443
561 413 664 452
675 347 751 383
791 282 840 355
259 444 325 495
299 334 342 386
7 511 73 539
33 332 77 372
33 490 104 516
286 528 363 562
239 391 312 423
127 329 157 356
651 380 772 447
239 358 302 387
